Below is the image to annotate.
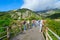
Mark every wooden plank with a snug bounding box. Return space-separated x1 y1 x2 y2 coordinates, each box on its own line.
46 27 48 40
7 27 10 40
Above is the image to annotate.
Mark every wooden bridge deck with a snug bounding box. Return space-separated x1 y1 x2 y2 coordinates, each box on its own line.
11 27 45 40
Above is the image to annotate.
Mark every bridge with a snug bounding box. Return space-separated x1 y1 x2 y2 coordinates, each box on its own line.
0 22 60 40
11 27 45 40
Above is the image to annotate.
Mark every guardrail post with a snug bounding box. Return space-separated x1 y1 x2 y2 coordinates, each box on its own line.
46 27 48 40
7 27 10 40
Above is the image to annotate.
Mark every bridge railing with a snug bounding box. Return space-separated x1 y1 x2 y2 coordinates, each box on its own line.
43 27 60 40
0 27 10 40
0 21 32 40
0 26 23 40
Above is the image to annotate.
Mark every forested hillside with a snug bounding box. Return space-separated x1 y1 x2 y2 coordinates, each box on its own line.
46 13 60 19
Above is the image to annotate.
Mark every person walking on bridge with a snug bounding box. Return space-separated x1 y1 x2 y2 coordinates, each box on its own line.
23 20 26 32
39 20 44 32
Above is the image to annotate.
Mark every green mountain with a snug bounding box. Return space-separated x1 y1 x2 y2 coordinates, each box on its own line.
46 13 60 19
0 8 41 27
0 8 40 20
37 9 60 19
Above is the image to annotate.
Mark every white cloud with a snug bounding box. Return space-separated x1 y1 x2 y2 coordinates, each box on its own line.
54 1 60 9
21 0 60 11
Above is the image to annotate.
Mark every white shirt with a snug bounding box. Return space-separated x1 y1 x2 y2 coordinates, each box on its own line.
40 20 43 26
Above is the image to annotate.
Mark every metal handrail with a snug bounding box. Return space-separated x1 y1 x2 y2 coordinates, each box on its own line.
47 28 60 40
47 33 52 40
0 27 9 40
44 27 60 40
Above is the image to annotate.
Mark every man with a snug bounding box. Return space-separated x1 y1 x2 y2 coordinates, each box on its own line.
23 20 26 32
32 20 36 28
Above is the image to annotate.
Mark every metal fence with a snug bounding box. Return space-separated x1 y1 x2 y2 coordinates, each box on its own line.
44 27 60 40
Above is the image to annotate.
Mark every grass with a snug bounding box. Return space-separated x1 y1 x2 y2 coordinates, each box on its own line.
48 31 58 40
46 19 60 36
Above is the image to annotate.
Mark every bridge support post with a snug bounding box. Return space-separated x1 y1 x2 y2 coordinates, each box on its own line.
7 27 10 40
46 27 48 40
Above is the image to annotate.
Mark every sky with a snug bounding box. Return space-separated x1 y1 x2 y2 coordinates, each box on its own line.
0 0 60 11
0 0 24 11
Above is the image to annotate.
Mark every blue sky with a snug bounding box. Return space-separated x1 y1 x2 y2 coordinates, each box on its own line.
0 0 23 11
0 0 60 11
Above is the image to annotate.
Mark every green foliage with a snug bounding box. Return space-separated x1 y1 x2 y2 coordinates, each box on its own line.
0 8 41 40
46 13 60 19
17 8 32 13
0 14 12 27
29 16 39 20
47 19 60 36
48 31 58 40
0 12 13 40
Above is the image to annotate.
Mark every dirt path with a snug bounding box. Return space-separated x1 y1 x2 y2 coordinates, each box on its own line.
11 27 45 40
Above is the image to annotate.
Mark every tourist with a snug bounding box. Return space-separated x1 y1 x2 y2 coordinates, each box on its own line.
39 20 44 32
32 20 36 28
27 20 30 29
23 20 26 32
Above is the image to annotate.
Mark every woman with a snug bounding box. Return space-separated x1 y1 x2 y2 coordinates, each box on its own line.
27 20 30 29
39 20 44 32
